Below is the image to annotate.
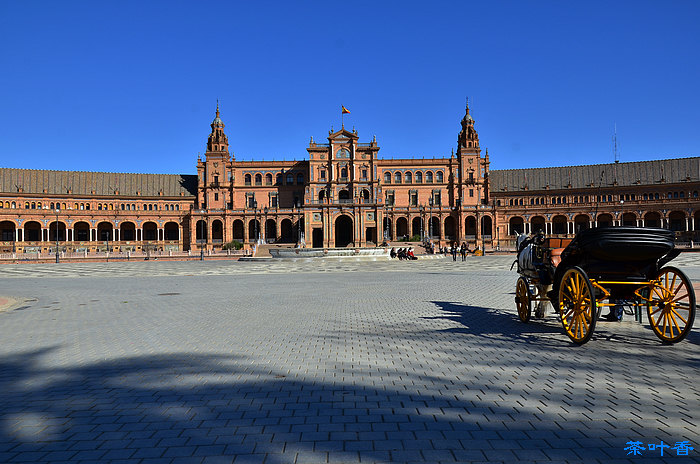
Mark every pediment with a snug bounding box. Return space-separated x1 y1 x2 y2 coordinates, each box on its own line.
328 128 358 141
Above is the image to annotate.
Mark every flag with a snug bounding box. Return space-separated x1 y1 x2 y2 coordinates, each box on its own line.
341 105 350 114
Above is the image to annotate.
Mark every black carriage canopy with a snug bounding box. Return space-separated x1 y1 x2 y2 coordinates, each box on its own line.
560 226 675 263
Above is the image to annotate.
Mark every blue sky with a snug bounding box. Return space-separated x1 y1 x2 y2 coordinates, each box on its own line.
1 1 698 174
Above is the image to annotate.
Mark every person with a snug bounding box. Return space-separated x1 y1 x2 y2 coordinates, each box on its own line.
451 242 458 261
390 247 397 259
407 247 416 260
460 242 467 261
397 248 405 260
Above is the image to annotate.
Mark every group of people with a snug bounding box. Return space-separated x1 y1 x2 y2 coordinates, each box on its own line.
390 247 417 260
450 242 469 261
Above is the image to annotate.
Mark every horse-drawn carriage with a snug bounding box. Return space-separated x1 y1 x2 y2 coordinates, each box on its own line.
513 227 696 344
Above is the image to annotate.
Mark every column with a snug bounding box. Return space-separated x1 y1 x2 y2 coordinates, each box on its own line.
91 228 96 241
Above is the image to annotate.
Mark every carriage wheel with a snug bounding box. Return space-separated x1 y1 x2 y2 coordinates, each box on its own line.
558 267 597 344
646 266 696 344
515 277 532 323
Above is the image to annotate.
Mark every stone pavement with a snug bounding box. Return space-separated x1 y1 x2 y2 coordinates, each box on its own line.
0 256 698 463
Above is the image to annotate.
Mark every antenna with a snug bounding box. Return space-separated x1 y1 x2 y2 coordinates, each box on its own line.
613 123 619 164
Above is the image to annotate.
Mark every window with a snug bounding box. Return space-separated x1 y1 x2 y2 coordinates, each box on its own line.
384 172 391 183
320 170 326 180
245 174 252 186
361 169 368 179
255 174 262 186
341 167 348 179
469 189 474 197
276 173 283 185
386 192 395 206
433 192 441 205
247 196 256 208
297 173 304 185
98 204 103 211
394 172 402 183
214 193 219 201
415 171 422 183
265 174 273 185
426 171 433 183
213 175 219 185
270 195 278 208
286 173 294 184
468 172 474 182
405 172 412 183
410 192 418 206
436 171 444 183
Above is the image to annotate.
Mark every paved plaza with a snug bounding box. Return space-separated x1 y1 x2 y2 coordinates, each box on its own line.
0 255 699 464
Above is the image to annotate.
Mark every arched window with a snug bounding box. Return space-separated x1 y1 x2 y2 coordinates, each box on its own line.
394 172 402 183
415 171 422 183
405 172 412 183
384 172 391 183
286 173 294 184
436 171 444 183
98 204 102 211
297 173 304 185
426 171 433 183
255 174 262 186
244 174 252 185
265 173 273 185
341 167 348 179
153 204 158 211
276 173 283 185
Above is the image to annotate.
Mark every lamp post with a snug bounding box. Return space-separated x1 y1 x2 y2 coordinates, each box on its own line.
420 205 425 243
54 208 60 263
295 202 301 245
263 206 268 244
199 209 205 260
253 201 259 244
428 198 433 242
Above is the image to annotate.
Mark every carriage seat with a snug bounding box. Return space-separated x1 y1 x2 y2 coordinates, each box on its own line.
550 248 565 267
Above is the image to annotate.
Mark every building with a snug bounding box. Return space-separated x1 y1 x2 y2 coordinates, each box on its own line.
1 103 699 255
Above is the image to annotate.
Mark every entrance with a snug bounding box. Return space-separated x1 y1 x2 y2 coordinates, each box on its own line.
335 215 353 247
312 228 323 248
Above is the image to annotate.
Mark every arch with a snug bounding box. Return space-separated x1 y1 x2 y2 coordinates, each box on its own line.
481 216 493 238
334 215 353 247
280 218 293 242
338 189 351 202
622 212 637 227
142 221 158 241
196 220 208 241
74 221 90 241
411 217 422 238
211 219 224 242
669 210 686 231
509 217 524 236
361 189 370 201
120 221 136 241
286 173 294 184
384 172 391 183
245 174 252 185
395 217 408 239
429 216 440 238
296 173 304 185
265 218 277 241
404 171 412 183
552 215 567 235
465 216 476 237
574 214 590 232
596 213 614 228
24 221 41 242
49 221 66 242
394 171 402 184
276 173 283 185
444 216 456 240
643 212 661 228
436 171 444 183
0 221 16 242
248 219 260 241
164 221 179 241
318 189 326 202
265 173 273 185
415 171 423 183
97 221 113 241
232 219 244 241
531 215 546 234
426 171 434 183
255 174 262 186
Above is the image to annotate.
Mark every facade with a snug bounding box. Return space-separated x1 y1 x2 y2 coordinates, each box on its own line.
1 103 700 255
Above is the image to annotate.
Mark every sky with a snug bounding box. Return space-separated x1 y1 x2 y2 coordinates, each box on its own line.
1 1 699 175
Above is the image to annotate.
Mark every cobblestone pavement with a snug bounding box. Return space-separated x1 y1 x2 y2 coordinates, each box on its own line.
0 256 699 463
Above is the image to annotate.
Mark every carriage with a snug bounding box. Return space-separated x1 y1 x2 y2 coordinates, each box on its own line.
513 227 696 344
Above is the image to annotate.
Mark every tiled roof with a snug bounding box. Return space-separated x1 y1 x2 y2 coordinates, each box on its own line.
490 157 700 192
0 168 198 197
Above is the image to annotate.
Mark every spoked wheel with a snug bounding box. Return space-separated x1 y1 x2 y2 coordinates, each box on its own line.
646 266 696 344
515 277 532 322
558 266 597 344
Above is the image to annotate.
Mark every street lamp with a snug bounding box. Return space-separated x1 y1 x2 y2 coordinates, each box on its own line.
54 208 60 263
263 206 268 244
428 198 433 242
199 209 205 260
253 201 259 244
419 205 425 243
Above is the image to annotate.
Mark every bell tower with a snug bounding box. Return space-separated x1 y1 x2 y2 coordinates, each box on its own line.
456 100 489 206
197 102 233 210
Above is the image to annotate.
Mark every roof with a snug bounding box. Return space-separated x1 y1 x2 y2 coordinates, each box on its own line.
490 157 700 192
0 168 198 197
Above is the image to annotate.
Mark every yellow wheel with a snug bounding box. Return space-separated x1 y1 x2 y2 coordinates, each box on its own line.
558 267 597 344
646 266 696 343
515 277 532 322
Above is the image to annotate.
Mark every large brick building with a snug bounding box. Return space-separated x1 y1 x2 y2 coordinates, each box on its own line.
1 103 699 255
